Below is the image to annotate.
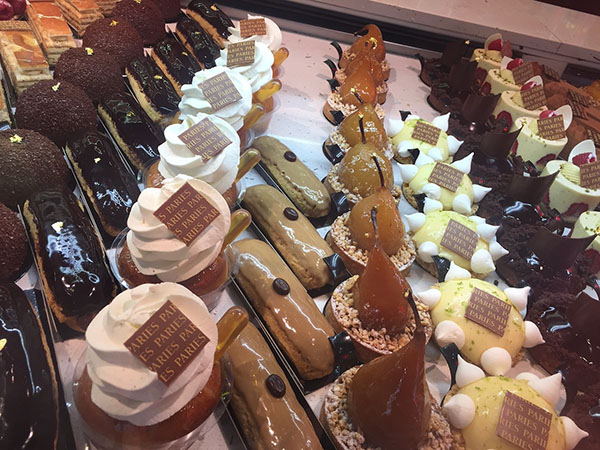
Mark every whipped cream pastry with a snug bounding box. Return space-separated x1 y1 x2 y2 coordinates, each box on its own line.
215 41 274 93
85 282 218 426
443 358 588 450
227 14 283 51
126 175 230 282
158 113 240 194
179 66 252 131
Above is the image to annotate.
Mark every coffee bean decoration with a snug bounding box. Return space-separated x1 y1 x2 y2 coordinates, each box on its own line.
266 374 286 398
284 151 297 162
272 278 290 295
283 207 298 221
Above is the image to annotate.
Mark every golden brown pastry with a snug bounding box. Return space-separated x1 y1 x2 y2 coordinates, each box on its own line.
242 185 335 290
232 239 335 380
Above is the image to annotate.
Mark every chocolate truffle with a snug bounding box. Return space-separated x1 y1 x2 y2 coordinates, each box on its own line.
0 129 70 208
54 47 124 103
82 18 144 69
0 202 28 280
149 0 180 22
110 0 166 46
14 80 96 147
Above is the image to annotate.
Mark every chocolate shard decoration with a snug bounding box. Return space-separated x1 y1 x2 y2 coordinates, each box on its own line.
329 191 350 217
432 255 452 282
322 141 345 165
440 40 469 68
528 228 596 271
330 110 345 126
440 343 461 396
461 93 500 124
327 78 340 91
407 148 420 163
330 41 343 63
568 292 600 346
448 60 477 95
414 193 426 212
506 172 558 205
400 110 411 121
479 128 521 160
324 59 338 77
328 330 360 376
323 253 350 284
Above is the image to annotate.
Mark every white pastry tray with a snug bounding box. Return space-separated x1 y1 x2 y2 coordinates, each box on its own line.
13 16 564 450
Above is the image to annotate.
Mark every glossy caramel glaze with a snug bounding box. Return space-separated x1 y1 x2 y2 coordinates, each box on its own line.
153 36 202 87
127 57 179 116
228 324 324 449
187 0 233 38
232 239 335 379
176 17 220 69
25 189 116 323
100 92 162 167
67 131 140 237
0 282 58 449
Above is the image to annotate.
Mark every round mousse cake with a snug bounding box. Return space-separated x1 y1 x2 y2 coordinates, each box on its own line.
0 129 70 208
54 47 124 103
15 80 97 147
110 0 166 46
82 18 144 69
149 0 180 22
0 202 28 280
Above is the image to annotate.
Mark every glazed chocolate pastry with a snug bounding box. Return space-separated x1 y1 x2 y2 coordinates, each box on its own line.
151 35 202 96
23 189 117 332
0 282 59 449
98 92 163 171
228 323 324 450
125 56 180 127
175 17 220 69
65 131 140 237
185 0 233 46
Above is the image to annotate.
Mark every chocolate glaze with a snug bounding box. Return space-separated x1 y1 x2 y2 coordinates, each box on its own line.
100 93 163 166
176 17 220 69
67 131 140 236
27 189 115 320
0 282 58 449
127 57 179 116
153 36 202 87
187 0 233 38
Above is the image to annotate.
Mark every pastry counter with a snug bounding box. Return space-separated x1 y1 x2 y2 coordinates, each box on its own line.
1 1 599 450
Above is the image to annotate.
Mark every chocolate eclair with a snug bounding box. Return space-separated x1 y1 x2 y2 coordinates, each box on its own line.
185 0 233 47
0 282 59 449
23 189 117 332
65 131 140 237
228 323 324 450
98 92 163 171
152 35 202 96
175 17 220 70
125 56 180 127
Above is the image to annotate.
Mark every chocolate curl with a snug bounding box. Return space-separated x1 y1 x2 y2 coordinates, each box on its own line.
431 255 452 282
324 59 338 77
448 60 477 95
461 93 500 124
440 40 470 69
528 228 596 271
479 127 521 160
568 292 600 346
440 343 461 398
330 41 343 63
506 172 558 205
329 110 345 126
322 141 345 165
328 330 360 376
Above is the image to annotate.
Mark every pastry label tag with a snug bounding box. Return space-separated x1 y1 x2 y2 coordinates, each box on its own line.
199 72 242 111
496 391 552 450
178 118 231 162
428 163 463 192
227 40 255 67
124 300 210 386
465 288 511 336
537 115 566 140
154 182 221 246
521 85 546 111
542 64 561 81
580 161 600 190
440 219 478 260
511 63 535 86
568 89 591 107
586 127 600 148
411 121 441 146
569 99 587 119
239 18 267 38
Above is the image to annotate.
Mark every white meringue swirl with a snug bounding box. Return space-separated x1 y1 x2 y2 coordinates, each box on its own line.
215 41 274 93
227 14 283 52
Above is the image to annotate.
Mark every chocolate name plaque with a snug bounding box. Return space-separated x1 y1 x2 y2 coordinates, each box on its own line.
154 182 221 246
200 72 242 111
428 163 463 192
239 18 267 38
496 392 552 450
227 40 255 67
465 288 511 336
440 219 479 260
411 121 441 146
124 300 210 385
178 118 232 162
